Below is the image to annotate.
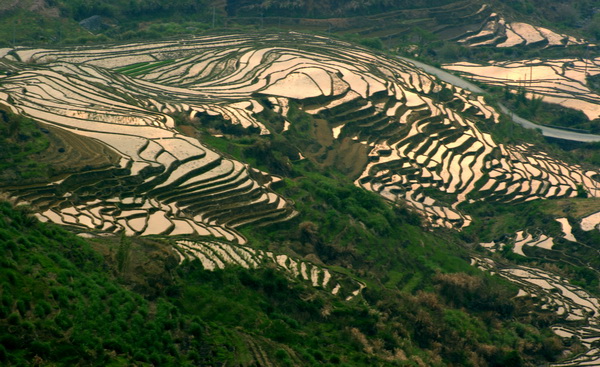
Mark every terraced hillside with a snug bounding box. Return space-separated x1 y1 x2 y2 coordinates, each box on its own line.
4 32 600 365
2 32 599 231
445 58 600 121
0 48 296 243
473 256 600 366
175 239 365 301
228 1 588 51
453 7 586 48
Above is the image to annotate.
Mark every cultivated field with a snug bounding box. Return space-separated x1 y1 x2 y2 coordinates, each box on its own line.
2 33 600 326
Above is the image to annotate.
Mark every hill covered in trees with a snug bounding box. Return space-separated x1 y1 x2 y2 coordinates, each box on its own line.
1 0 598 50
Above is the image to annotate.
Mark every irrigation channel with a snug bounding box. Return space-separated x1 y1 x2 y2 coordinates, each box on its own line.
399 56 600 143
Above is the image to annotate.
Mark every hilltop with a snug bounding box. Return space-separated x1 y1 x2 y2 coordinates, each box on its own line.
1 0 598 53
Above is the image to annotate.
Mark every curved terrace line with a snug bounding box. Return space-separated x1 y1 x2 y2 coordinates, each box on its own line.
4 34 599 232
399 56 600 143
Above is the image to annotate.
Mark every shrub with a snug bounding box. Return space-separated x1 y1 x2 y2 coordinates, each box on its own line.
0 344 7 361
7 312 21 325
30 340 51 357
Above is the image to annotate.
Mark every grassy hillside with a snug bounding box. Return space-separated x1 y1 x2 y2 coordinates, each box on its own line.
0 103 120 185
0 202 233 366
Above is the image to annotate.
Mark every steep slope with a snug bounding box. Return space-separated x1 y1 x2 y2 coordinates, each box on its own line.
0 202 240 366
0 47 296 242
3 32 600 365
4 33 599 232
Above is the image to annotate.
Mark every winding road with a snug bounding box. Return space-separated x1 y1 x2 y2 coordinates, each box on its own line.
399 56 600 143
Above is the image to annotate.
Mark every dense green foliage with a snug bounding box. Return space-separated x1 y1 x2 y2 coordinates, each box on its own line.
2 0 598 54
0 105 51 182
57 0 210 21
0 9 90 47
0 202 237 366
588 73 600 94
0 0 214 46
226 0 458 17
0 189 568 366
170 97 582 366
492 0 599 37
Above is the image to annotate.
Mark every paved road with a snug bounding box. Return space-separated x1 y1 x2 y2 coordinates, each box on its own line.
399 56 600 143
398 57 485 94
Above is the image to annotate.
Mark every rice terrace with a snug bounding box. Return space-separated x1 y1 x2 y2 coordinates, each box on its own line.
2 0 600 365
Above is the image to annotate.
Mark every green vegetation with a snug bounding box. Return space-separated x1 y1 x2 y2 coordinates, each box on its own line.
0 89 586 365
1 0 595 58
3 1 600 365
492 0 599 40
226 0 458 17
464 193 600 296
558 141 600 167
588 73 600 94
488 85 600 133
172 96 586 365
116 59 175 76
0 202 238 366
0 192 568 366
0 1 215 47
58 0 209 21
0 105 51 183
0 10 91 47
462 199 560 243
